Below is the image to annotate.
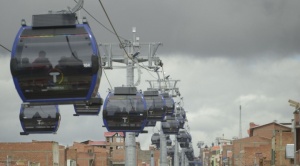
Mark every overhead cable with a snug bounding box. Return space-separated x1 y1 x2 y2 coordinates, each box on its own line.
97 0 154 72
74 0 127 41
0 44 11 53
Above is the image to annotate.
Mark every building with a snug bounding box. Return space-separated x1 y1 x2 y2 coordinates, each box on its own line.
210 146 221 166
0 140 63 166
0 131 161 166
66 141 108 166
66 132 161 166
232 121 293 166
221 144 233 166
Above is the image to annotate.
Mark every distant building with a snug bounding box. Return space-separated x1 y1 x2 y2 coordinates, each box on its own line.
210 146 221 166
221 144 233 166
65 132 160 166
0 140 64 166
66 141 108 166
232 121 293 166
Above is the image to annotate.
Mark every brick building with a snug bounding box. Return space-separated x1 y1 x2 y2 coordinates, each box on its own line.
66 141 108 166
210 146 221 166
232 122 293 166
136 145 160 166
0 132 161 166
0 140 63 166
66 132 160 166
221 144 232 166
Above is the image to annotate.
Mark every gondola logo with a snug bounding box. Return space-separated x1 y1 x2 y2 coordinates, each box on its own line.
49 69 64 84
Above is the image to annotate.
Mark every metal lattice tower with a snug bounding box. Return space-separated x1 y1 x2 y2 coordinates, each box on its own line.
100 27 162 166
146 77 180 166
239 105 242 139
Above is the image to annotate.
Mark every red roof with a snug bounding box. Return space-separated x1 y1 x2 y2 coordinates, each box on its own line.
211 146 220 151
104 132 124 137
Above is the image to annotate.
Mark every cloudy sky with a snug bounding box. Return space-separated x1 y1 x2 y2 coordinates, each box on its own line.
1 0 300 157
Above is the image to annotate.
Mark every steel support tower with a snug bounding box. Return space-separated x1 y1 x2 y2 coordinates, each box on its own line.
101 27 162 166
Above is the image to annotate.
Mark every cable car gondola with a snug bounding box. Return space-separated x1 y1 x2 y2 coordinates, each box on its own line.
73 93 102 116
102 87 147 132
176 129 192 143
177 129 191 148
180 141 190 148
151 133 160 147
185 145 195 161
144 90 166 121
145 120 157 127
176 106 186 120
185 150 195 161
161 92 175 115
10 13 101 105
166 134 172 146
175 113 185 129
167 145 175 156
161 115 179 135
19 104 61 135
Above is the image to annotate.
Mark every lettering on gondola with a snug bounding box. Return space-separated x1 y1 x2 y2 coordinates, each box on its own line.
49 69 63 84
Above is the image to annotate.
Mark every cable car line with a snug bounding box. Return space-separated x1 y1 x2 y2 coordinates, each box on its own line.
97 0 157 73
0 44 11 53
73 0 128 41
103 69 113 90
97 0 131 60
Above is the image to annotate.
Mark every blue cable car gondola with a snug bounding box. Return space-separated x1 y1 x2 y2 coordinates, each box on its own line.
177 129 191 148
73 93 102 116
19 104 60 135
166 134 172 146
144 90 166 128
145 120 157 127
176 113 185 129
185 145 195 161
177 129 192 143
162 115 180 135
10 13 101 105
180 141 190 148
144 90 166 121
176 106 186 120
151 133 160 148
102 87 147 132
167 145 175 156
161 92 175 115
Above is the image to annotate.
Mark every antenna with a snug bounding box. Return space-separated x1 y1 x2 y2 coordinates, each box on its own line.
239 105 242 139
